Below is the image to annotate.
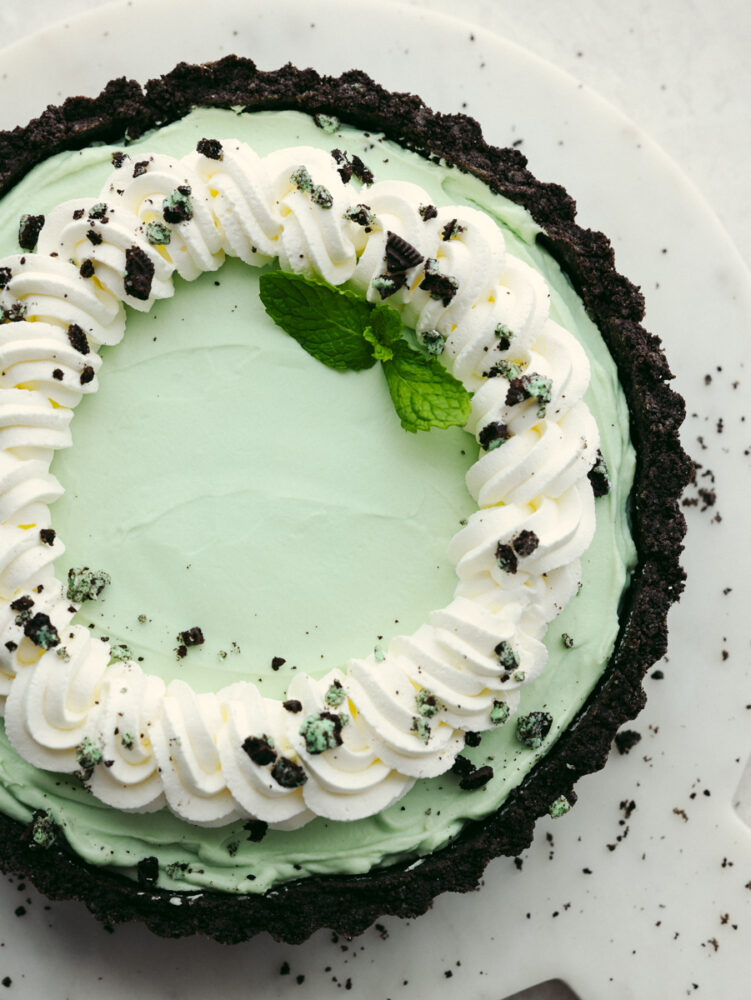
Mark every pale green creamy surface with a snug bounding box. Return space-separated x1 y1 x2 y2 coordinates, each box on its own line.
0 109 636 893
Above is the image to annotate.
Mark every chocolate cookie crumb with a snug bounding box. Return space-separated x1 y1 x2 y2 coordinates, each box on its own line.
282 700 303 713
67 323 90 354
242 735 277 766
271 656 286 671
124 245 155 301
271 756 307 789
244 819 269 843
18 213 44 251
459 765 493 790
23 612 60 650
516 711 553 749
79 259 95 278
137 856 159 889
39 528 55 546
614 729 642 755
385 231 423 273
177 627 204 647
196 138 223 160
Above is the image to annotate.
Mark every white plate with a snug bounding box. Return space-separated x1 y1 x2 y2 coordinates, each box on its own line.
0 2 749 998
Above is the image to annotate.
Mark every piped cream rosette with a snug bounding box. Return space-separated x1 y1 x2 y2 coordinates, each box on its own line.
0 137 598 827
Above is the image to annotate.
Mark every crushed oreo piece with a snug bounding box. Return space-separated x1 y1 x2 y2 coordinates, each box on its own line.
10 595 33 613
516 711 553 749
494 322 514 352
52 368 64 381
614 729 642 755
111 151 127 168
39 528 55 546
441 218 464 241
244 819 269 843
124 245 155 301
23 612 60 649
417 329 445 357
85 229 102 246
132 160 150 178
464 731 482 748
88 203 108 222
242 735 277 766
271 656 286 671
495 541 518 574
588 449 611 497
282 699 303 714
67 567 110 602
175 644 187 660
1 301 26 323
418 204 438 221
196 138 223 160
0 267 12 289
343 203 376 228
331 148 374 185
162 186 193 224
385 231 423 273
419 257 458 305
271 756 307 789
79 259 95 279
506 373 553 417
18 214 44 251
459 765 493 790
478 421 510 451
513 529 539 558
24 809 59 850
177 627 204 648
372 273 406 299
314 113 340 134
136 856 159 889
67 323 90 355
451 754 474 779
80 365 95 385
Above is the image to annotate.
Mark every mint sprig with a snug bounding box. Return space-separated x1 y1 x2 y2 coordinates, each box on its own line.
258 271 471 433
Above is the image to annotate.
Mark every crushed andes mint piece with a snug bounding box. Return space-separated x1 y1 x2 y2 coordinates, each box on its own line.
343 203 376 228
314 113 340 134
494 640 520 679
459 764 494 790
490 700 510 725
513 529 539 558
464 731 482 748
75 736 103 772
494 322 514 351
516 710 553 749
411 716 431 744
300 712 344 754
18 213 44 251
23 612 60 649
440 218 465 241
417 329 445 357
24 809 59 850
282 699 303 713
79 259 95 278
111 151 127 168
290 165 313 192
136 855 159 889
416 688 443 718
196 138 223 160
588 449 611 497
478 421 510 451
325 680 346 707
419 203 438 221
419 257 458 305
80 365 95 385
124 245 155 301
451 754 474 778
88 203 108 222
311 184 333 209
162 187 193 223
52 368 64 381
10 595 33 613
495 541 518 574
132 160 150 178
39 528 55 546
385 231 423 273
0 266 11 288
614 729 642 755
67 323 90 354
86 229 102 246
506 373 553 417
242 734 277 766
271 655 286 671
271 755 307 788
177 626 204 647
549 795 571 818
67 567 111 602
145 220 171 245
561 633 574 649
244 819 269 842
372 273 406 299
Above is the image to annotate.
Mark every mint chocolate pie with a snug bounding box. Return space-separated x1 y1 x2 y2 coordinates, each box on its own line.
0 58 690 942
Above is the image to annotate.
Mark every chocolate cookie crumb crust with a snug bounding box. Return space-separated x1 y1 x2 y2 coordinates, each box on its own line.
0 57 691 944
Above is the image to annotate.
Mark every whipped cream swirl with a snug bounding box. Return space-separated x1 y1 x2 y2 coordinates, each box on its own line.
0 135 601 827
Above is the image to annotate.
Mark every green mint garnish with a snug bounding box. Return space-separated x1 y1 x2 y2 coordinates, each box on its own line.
259 271 376 372
259 271 471 433
145 220 171 246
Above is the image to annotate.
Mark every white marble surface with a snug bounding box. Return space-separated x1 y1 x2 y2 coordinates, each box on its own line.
0 4 748 1000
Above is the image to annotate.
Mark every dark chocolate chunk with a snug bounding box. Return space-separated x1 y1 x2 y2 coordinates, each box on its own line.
271 756 307 789
39 528 55 546
136 856 159 889
242 735 277 766
72 208 85 220
176 627 204 647
299 712 344 754
18 214 44 251
244 819 268 843
343 203 375 228
385 231 423 273
67 323 90 355
372 273 407 299
124 245 155 301
4 641 17 653
459 765 494 790
23 612 60 650
196 138 223 160
88 203 108 222
282 699 303 713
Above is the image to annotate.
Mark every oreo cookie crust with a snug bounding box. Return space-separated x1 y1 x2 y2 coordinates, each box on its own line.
0 57 691 943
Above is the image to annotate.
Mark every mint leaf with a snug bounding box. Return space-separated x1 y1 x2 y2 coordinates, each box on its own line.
259 271 377 371
363 305 403 362
382 340 472 433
